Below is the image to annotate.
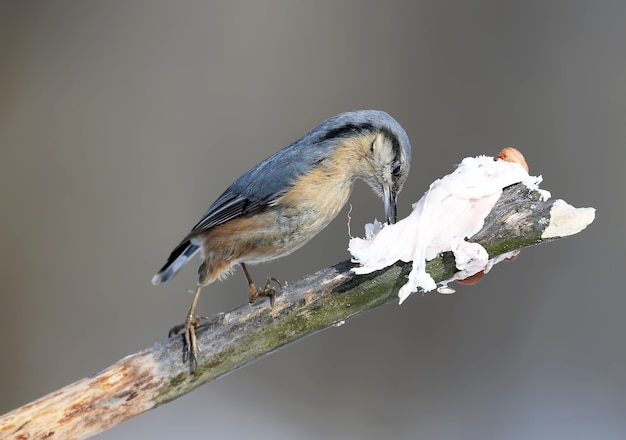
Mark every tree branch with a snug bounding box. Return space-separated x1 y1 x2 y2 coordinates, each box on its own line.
0 183 594 439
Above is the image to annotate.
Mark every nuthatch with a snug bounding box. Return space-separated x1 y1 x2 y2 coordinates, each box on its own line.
152 110 412 364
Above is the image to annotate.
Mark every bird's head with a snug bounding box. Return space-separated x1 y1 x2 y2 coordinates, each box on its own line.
317 110 412 224
364 121 411 224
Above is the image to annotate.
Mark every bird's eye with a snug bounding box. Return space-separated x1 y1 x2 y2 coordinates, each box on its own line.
392 162 402 176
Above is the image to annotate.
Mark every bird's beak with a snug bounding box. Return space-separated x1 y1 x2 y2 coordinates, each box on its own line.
383 184 397 224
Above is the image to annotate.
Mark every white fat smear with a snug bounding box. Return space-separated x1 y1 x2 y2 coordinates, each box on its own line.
349 155 545 304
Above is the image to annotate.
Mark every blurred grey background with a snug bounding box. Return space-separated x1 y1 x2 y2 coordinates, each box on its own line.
1 1 624 439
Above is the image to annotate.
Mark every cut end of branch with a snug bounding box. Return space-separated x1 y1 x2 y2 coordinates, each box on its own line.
541 199 596 239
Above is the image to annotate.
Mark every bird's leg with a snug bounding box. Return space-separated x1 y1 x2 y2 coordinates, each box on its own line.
170 283 204 367
182 284 203 366
241 263 279 307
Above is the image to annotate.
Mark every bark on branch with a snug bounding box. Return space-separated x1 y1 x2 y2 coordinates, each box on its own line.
0 183 594 440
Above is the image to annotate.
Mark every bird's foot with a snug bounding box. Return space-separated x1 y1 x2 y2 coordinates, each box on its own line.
248 277 281 307
168 314 210 369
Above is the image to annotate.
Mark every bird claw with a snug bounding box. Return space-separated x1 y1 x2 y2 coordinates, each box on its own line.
248 277 282 307
168 323 185 339
183 319 198 368
168 315 210 370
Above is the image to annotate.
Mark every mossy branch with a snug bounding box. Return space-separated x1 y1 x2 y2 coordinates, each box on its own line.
0 183 594 440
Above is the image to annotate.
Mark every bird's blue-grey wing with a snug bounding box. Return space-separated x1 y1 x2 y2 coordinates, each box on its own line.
188 138 334 235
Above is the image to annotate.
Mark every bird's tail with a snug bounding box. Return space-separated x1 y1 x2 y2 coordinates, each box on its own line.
152 240 201 285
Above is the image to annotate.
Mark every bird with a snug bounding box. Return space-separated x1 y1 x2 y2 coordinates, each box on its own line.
152 109 412 365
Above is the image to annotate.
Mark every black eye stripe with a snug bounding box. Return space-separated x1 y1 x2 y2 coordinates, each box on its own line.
319 122 376 142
